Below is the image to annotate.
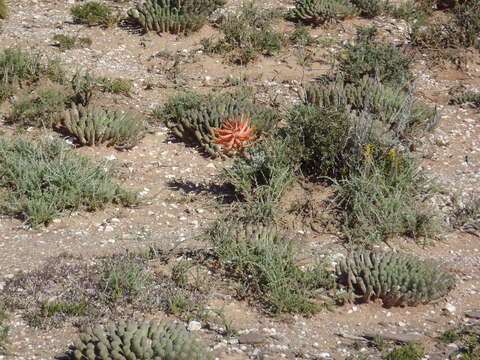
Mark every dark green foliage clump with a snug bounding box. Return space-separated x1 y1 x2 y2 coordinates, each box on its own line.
8 84 68 127
70 2 118 27
450 91 480 108
128 0 225 35
161 92 279 157
338 26 413 87
286 0 358 26
335 250 456 306
383 343 425 360
334 153 439 243
71 320 212 360
53 34 92 51
209 223 335 315
0 137 137 226
350 0 388 17
0 48 65 102
63 103 146 150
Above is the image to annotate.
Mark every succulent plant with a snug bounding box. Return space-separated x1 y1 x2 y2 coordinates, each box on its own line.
71 320 212 360
335 250 456 307
63 103 146 150
450 91 480 108
164 94 278 157
286 0 358 26
305 76 437 137
128 0 225 35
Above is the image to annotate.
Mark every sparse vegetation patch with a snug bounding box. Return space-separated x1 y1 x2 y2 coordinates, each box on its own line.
70 2 118 27
208 222 335 315
0 136 137 226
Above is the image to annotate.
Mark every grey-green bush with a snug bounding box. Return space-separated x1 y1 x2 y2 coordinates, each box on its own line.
335 250 456 306
71 320 212 360
0 136 137 226
337 26 413 87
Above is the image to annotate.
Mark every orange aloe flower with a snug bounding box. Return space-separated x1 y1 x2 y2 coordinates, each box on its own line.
211 117 257 153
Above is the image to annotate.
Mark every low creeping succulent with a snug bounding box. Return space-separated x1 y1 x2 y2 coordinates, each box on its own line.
450 91 480 108
164 94 278 157
305 76 437 138
63 103 146 150
70 320 212 360
335 250 456 307
128 0 225 34
286 0 358 26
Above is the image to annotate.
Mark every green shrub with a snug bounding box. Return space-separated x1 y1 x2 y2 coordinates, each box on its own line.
63 103 146 150
286 0 358 26
333 152 439 243
0 48 65 101
0 0 7 19
102 256 151 302
7 83 68 128
202 2 285 64
70 2 118 27
336 250 456 306
41 301 87 318
208 223 335 315
350 0 388 17
70 320 212 360
383 343 425 360
0 136 137 226
53 34 92 51
128 0 225 35
98 77 132 95
338 26 413 87
223 137 296 222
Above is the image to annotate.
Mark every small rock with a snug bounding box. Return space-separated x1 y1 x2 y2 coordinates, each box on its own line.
444 304 456 314
318 352 330 358
238 333 268 345
187 321 202 331
364 332 423 343
465 310 480 319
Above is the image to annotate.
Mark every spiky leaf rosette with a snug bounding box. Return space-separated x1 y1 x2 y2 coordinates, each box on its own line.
164 94 279 157
286 0 358 26
127 0 225 35
63 103 146 150
335 250 456 307
71 320 212 360
305 76 437 139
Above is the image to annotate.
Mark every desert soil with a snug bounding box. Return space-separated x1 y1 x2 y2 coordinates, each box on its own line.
0 0 479 359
